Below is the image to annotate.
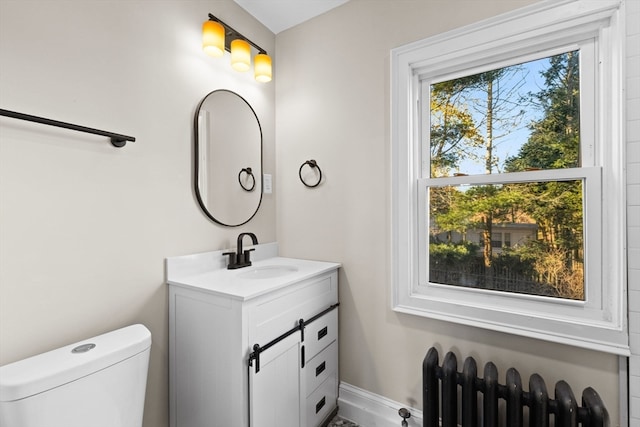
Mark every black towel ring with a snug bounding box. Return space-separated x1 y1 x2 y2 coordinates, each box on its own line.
238 167 256 192
299 160 322 188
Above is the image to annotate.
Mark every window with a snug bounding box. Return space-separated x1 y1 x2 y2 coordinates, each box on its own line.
391 0 628 355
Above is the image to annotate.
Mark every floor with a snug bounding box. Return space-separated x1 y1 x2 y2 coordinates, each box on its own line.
327 415 359 426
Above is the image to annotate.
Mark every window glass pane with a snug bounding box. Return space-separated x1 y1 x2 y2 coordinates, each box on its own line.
429 50 580 178
428 180 584 300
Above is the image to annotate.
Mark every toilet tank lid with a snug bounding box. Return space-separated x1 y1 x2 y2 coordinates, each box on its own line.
0 324 151 402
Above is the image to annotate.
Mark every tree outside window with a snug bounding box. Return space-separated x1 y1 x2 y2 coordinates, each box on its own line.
427 51 584 301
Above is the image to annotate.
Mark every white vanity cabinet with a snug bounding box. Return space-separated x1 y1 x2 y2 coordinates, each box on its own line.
167 249 339 427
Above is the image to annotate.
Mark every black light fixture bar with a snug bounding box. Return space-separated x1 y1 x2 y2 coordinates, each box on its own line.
0 108 135 147
208 13 267 55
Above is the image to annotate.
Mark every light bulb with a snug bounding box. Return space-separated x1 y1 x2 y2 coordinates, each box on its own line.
231 39 251 72
202 20 225 57
254 53 272 82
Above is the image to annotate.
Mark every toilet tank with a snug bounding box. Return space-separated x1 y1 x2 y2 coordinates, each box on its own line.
0 324 151 427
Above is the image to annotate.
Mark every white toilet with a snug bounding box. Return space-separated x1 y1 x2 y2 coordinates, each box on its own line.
0 324 151 427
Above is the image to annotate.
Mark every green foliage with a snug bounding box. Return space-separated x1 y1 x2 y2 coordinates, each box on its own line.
502 51 584 254
430 86 483 176
430 186 474 232
428 50 584 299
491 247 537 277
505 51 580 172
429 241 478 267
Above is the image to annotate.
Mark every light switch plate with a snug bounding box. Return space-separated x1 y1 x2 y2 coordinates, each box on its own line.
263 174 272 194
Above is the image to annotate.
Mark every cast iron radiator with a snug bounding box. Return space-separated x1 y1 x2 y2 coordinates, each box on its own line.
423 347 609 427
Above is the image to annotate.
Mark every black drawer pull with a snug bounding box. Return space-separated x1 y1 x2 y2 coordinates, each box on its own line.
315 396 326 414
315 361 326 377
318 326 328 340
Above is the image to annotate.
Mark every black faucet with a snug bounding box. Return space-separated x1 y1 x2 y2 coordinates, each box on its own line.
223 232 258 269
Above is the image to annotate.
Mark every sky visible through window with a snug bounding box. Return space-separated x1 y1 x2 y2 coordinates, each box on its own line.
430 56 553 176
428 50 584 300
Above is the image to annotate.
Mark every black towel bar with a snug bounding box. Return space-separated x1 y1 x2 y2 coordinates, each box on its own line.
0 108 136 147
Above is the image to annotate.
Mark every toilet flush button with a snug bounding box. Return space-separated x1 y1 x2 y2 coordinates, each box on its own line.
72 343 96 354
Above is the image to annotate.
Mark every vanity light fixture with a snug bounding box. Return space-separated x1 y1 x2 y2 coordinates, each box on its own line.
203 13 272 83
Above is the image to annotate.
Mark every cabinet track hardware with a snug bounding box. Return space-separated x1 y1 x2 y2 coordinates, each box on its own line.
238 167 256 192
248 303 339 373
0 109 136 147
299 159 322 188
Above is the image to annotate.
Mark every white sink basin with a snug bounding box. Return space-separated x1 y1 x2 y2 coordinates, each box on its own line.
237 265 299 279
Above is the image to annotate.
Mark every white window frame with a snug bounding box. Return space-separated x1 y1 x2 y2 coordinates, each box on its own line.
391 0 628 355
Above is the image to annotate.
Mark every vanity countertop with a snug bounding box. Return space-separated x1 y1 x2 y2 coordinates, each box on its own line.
167 244 340 301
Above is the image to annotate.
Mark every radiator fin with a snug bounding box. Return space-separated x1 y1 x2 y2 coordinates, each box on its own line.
422 347 609 427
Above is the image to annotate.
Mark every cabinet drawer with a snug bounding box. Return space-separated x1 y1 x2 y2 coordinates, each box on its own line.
305 371 337 427
304 309 337 362
249 271 338 346
305 341 338 397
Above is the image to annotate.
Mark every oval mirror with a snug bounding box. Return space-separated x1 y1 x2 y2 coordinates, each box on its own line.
194 89 263 226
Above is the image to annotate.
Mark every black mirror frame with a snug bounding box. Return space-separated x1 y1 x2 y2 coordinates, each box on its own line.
193 89 263 227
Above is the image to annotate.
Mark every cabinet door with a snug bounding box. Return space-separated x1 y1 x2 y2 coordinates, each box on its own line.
249 333 302 427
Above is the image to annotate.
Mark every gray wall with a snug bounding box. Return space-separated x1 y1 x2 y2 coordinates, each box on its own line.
275 1 630 425
0 1 275 425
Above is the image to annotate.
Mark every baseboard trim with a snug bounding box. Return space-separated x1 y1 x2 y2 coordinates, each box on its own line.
337 382 423 427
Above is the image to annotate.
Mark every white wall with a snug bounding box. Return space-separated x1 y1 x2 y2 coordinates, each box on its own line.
625 0 640 422
275 1 635 425
0 1 275 426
